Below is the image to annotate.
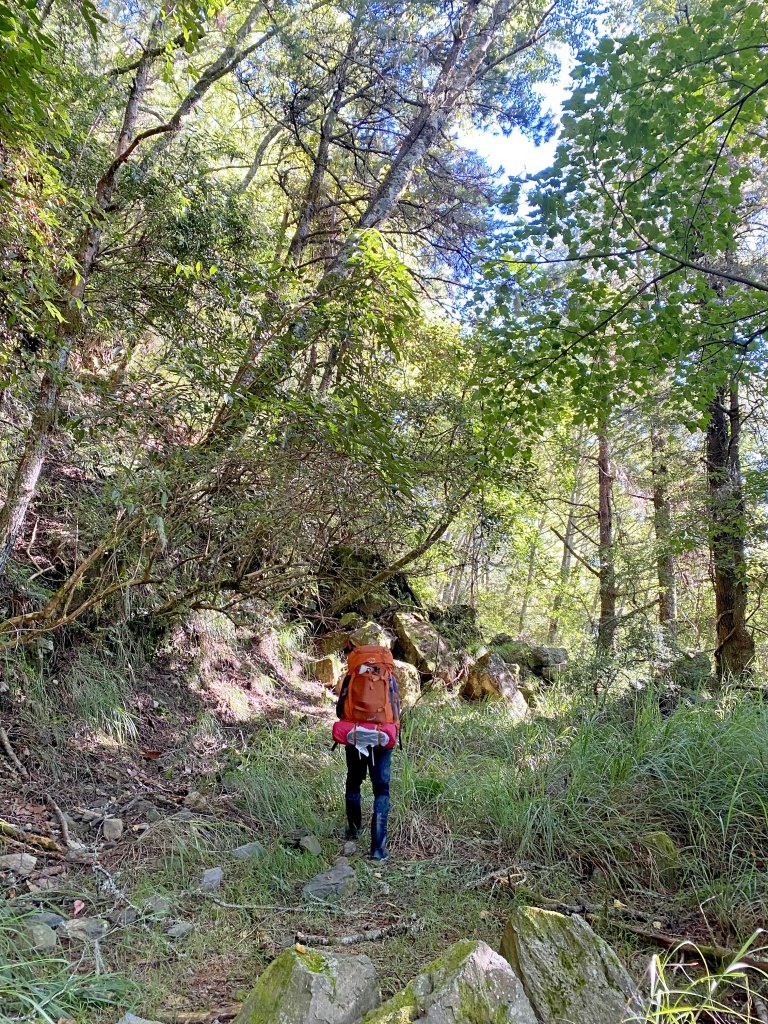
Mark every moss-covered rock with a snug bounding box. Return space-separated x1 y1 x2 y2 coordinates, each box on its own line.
499 907 641 1024
308 654 342 690
233 945 378 1024
460 653 529 720
639 830 680 886
392 612 460 684
349 621 395 649
490 641 568 678
666 651 713 688
362 938 537 1024
393 659 420 706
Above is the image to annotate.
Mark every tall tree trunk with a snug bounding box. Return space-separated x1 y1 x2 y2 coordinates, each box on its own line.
650 424 677 637
597 427 617 651
0 27 159 575
518 514 545 633
548 432 586 644
705 381 755 679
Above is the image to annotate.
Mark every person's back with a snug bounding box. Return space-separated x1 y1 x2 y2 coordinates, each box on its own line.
333 645 400 860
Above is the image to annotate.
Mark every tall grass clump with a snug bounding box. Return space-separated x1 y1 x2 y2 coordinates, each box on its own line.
643 931 768 1023
398 685 768 927
0 912 132 1023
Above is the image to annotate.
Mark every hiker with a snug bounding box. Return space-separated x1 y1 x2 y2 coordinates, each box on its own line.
332 645 400 861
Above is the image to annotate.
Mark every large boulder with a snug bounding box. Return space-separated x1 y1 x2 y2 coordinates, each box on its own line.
392 612 460 683
491 640 568 679
349 621 395 649
500 907 642 1024
234 945 378 1024
666 651 712 688
393 659 420 707
363 939 536 1024
460 653 529 720
309 655 343 690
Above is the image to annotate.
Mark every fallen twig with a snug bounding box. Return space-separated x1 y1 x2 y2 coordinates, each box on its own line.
607 921 768 972
0 818 63 854
0 726 29 780
45 794 73 849
295 918 423 946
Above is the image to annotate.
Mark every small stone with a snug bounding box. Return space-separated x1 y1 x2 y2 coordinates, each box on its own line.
170 808 195 823
200 866 224 891
27 911 65 929
24 922 58 952
133 799 162 822
184 791 212 812
103 817 124 841
109 907 137 926
116 1015 163 1024
59 917 109 942
232 840 267 861
342 841 357 857
302 861 356 902
142 894 172 918
298 834 322 856
0 853 37 877
165 920 194 940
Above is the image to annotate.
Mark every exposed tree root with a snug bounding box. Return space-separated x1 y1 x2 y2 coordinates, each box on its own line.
0 725 29 780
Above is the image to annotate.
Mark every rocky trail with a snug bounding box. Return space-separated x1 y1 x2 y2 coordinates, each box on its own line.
1 602 764 1023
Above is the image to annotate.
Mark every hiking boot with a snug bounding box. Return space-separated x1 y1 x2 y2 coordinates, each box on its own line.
369 794 390 861
345 795 362 839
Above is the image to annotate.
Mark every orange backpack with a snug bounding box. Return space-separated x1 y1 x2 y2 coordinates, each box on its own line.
343 645 399 726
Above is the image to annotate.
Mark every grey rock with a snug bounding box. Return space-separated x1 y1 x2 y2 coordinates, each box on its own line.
348 621 395 649
302 861 356 902
342 841 357 857
298 834 322 856
500 906 642 1024
233 946 378 1024
24 922 58 952
109 907 138 926
165 920 194 940
0 853 37 877
460 653 529 720
200 866 224 891
59 917 109 942
133 799 162 822
103 817 124 841
27 911 66 929
233 840 268 861
116 1015 163 1024
363 938 536 1024
142 894 172 918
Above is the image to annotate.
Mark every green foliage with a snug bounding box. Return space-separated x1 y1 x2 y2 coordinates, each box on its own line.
476 0 768 444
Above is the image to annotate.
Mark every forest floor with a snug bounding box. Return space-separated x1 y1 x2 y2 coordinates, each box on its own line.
2 614 768 1022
